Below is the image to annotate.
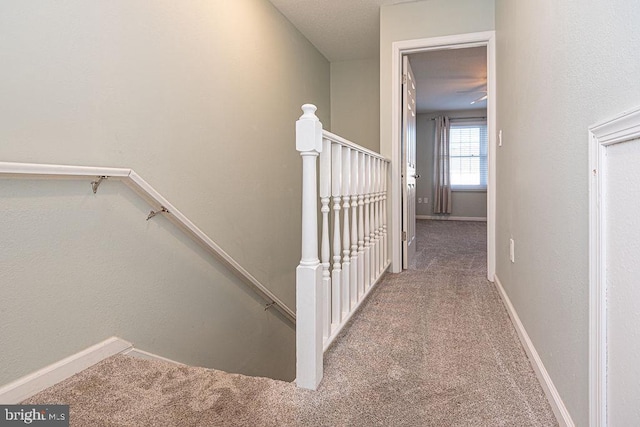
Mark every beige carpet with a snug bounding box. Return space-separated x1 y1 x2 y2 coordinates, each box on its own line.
24 220 558 426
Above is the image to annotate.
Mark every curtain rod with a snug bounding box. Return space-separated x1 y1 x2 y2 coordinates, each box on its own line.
430 116 486 120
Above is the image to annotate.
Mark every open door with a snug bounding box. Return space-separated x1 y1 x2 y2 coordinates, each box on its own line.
402 56 417 269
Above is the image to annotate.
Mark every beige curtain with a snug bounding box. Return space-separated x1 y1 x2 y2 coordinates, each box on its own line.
434 116 452 214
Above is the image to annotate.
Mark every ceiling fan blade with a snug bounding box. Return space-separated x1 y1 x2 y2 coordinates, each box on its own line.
470 94 488 104
454 82 487 94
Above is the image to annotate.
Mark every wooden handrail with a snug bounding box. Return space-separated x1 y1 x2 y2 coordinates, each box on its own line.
322 130 389 162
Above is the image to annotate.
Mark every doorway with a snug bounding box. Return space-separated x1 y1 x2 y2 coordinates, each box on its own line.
403 46 488 268
391 31 496 281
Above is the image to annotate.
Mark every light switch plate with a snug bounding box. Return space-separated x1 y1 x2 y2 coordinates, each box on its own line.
509 238 515 263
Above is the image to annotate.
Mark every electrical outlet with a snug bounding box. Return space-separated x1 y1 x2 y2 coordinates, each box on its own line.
418 198 422 203
499 129 503 147
509 238 515 263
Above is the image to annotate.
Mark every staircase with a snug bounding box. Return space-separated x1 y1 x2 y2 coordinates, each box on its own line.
22 221 558 426
5 107 559 426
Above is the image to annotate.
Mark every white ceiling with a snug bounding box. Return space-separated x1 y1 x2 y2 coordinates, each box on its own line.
269 0 487 113
409 46 487 113
269 0 416 62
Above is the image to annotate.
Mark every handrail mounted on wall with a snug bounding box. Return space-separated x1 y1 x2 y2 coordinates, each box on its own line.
0 161 295 324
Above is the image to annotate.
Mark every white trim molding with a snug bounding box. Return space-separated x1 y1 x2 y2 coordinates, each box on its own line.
494 275 575 427
0 338 188 404
390 31 497 282
588 105 640 427
122 348 184 366
0 337 132 403
0 161 295 324
416 215 487 222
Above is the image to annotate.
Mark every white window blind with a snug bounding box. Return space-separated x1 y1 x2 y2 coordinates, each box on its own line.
449 121 488 190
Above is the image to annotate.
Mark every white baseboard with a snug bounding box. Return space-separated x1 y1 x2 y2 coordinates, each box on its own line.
0 337 132 404
416 215 487 222
493 275 575 427
122 348 184 366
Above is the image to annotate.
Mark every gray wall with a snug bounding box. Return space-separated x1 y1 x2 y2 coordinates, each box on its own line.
379 0 495 270
416 111 487 218
0 180 295 383
495 1 640 425
330 58 380 152
0 0 330 386
380 0 495 158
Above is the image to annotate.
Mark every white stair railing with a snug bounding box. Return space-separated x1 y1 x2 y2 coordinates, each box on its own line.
296 104 391 390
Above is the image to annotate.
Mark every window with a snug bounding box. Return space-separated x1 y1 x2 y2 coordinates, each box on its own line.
449 121 488 190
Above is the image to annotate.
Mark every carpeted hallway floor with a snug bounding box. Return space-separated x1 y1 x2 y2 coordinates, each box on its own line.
24 220 558 426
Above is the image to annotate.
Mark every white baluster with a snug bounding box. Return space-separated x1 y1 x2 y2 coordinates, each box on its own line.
331 143 342 329
296 104 323 390
350 151 359 308
320 137 332 341
383 161 388 267
378 160 383 271
372 157 379 280
364 155 371 290
341 147 351 318
370 158 377 285
378 160 382 269
357 152 365 299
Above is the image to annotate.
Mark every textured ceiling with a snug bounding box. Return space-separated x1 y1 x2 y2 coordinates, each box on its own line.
409 46 487 113
269 0 416 62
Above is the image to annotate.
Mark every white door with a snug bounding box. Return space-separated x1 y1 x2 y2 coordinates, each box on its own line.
402 56 417 269
605 138 640 425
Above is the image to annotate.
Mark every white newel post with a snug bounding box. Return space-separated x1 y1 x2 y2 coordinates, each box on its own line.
296 104 324 390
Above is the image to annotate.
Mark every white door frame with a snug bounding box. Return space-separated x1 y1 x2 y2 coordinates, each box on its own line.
588 105 640 427
389 31 497 281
